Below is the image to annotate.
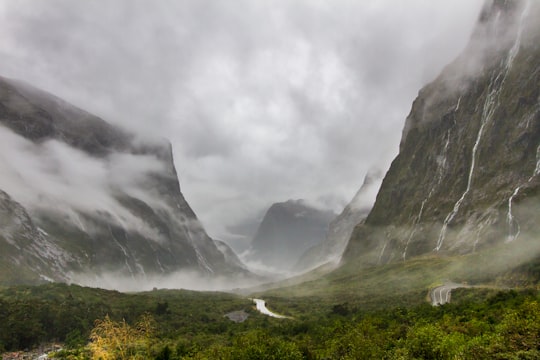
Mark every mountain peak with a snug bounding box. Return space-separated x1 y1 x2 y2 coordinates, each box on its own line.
344 0 540 266
246 200 336 271
0 76 250 287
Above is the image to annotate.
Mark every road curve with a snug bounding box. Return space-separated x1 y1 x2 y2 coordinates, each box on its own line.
252 298 289 318
430 283 469 306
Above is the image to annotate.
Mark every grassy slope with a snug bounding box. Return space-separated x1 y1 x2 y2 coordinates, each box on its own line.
2 237 540 357
251 238 540 317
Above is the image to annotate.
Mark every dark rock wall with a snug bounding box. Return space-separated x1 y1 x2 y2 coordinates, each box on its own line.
344 0 540 265
0 76 245 283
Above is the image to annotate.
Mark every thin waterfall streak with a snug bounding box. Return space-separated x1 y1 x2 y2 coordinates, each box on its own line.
500 3 533 244
532 145 540 179
436 21 523 252
109 225 135 278
506 144 539 242
525 106 539 129
404 197 428 260
436 130 452 184
406 130 450 258
377 241 388 265
507 187 521 242
125 231 146 277
437 81 496 251
473 233 480 253
402 127 449 257
507 0 530 68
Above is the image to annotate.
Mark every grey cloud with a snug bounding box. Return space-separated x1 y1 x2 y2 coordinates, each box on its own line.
71 267 263 292
0 0 485 251
0 125 169 239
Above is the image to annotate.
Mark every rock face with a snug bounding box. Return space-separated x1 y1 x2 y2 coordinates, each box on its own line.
0 75 248 285
247 200 335 271
344 0 540 265
0 189 71 284
214 240 248 271
295 169 383 271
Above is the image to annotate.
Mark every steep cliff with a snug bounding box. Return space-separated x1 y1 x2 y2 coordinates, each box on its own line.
0 75 248 284
344 0 540 265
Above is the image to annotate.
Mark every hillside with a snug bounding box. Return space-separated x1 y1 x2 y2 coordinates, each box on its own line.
246 200 335 271
295 169 383 272
0 76 249 286
3 1 540 358
344 0 540 268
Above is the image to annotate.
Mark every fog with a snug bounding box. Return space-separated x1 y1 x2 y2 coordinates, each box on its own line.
0 124 170 238
71 270 263 293
0 0 485 251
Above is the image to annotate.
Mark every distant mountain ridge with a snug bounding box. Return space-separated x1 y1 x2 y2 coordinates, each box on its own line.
295 169 383 272
246 199 336 271
344 0 540 267
0 75 249 285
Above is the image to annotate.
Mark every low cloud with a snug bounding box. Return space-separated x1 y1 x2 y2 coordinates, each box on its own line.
0 124 169 237
71 269 263 293
0 0 485 251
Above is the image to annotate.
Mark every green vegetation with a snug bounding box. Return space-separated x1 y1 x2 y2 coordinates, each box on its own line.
1 282 540 359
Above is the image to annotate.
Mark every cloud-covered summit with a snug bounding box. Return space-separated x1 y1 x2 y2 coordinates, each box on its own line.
0 0 484 250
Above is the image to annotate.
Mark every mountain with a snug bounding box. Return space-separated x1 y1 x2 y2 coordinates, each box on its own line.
295 169 383 272
0 75 249 285
214 239 248 271
223 209 266 253
343 0 540 267
246 200 336 271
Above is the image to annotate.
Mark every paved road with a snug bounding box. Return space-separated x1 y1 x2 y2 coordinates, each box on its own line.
252 298 289 318
430 283 469 306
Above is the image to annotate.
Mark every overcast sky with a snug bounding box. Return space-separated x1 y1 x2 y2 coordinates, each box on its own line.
0 0 484 251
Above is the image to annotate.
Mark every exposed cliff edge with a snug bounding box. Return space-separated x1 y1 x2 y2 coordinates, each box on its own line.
0 75 250 286
343 0 540 266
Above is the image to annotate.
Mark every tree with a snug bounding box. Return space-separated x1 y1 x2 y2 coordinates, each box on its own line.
88 313 156 360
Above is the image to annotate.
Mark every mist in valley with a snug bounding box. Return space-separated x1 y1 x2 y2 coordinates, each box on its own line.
1 0 539 294
4 4 540 360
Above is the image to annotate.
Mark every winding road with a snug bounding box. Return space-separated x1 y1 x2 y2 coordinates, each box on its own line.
252 298 289 318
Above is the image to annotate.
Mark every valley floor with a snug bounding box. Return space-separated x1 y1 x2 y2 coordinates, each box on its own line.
1 281 540 359
1 249 540 359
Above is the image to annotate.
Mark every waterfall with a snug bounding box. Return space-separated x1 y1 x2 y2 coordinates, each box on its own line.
109 225 136 278
156 257 166 273
404 129 451 259
436 3 529 251
438 129 452 183
507 0 530 68
435 83 500 249
532 145 540 179
506 187 522 242
187 228 214 274
524 105 540 129
499 0 532 244
435 89 495 251
403 198 427 260
506 145 540 242
377 241 388 265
